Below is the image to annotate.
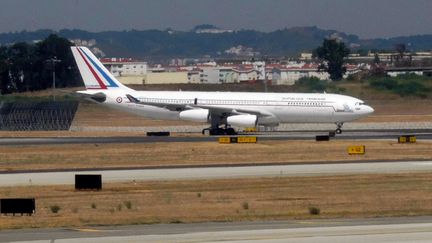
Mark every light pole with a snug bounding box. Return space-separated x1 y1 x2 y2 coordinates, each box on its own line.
50 57 61 101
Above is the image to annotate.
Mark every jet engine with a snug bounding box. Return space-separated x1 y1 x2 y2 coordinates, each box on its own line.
179 109 209 122
227 114 257 127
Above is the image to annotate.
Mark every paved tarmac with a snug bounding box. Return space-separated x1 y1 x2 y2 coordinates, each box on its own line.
70 121 432 133
2 217 432 242
0 129 432 145
1 160 432 186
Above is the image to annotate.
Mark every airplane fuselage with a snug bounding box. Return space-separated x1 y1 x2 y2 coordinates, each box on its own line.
72 46 374 135
81 89 374 126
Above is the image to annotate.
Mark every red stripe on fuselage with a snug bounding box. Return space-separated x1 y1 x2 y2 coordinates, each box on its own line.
76 48 107 89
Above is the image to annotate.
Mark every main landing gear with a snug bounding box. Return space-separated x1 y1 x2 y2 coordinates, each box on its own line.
202 127 237 135
202 115 238 136
329 122 343 137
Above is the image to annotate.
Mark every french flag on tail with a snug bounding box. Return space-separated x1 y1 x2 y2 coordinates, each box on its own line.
71 46 132 91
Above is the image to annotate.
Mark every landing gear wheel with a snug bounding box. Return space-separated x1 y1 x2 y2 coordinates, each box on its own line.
209 128 226 135
332 122 344 136
226 128 237 135
202 128 210 135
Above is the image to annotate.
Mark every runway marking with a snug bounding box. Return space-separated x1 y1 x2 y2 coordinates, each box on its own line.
297 220 343 225
70 228 102 233
414 162 432 165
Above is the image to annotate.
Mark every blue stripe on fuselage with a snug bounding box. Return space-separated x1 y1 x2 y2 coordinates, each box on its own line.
81 48 119 88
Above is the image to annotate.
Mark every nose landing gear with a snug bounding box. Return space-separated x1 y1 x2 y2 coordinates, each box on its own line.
329 122 344 137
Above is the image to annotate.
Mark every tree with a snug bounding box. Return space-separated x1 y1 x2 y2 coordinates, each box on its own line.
395 43 406 59
314 39 350 81
373 53 380 64
0 46 10 94
35 34 81 89
0 34 81 94
7 42 36 92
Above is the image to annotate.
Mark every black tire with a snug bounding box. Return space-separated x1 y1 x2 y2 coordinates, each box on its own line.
202 128 212 135
209 129 218 136
226 128 236 135
336 128 342 134
209 128 224 136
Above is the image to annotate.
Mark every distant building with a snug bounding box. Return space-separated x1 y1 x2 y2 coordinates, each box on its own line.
271 63 361 85
385 66 432 77
143 72 189 84
272 63 328 85
100 58 147 77
187 68 201 83
299 53 313 61
218 66 236 83
194 24 233 34
199 66 221 84
232 65 260 83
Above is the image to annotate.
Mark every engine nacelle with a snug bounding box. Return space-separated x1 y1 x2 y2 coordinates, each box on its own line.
179 109 209 122
227 114 257 127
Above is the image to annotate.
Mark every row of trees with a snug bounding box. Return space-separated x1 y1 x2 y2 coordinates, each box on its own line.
0 34 349 95
0 34 80 94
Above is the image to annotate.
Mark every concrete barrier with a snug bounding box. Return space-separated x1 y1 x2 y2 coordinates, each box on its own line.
1 198 35 216
75 174 102 190
316 135 330 141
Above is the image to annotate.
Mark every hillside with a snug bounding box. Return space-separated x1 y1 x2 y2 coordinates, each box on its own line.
0 27 431 59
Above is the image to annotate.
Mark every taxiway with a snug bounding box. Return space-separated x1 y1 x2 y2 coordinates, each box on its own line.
2 217 432 242
1 160 431 186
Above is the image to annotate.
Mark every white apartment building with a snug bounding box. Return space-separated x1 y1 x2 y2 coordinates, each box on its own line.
199 66 221 84
272 63 362 85
100 58 147 77
272 64 329 85
232 65 260 82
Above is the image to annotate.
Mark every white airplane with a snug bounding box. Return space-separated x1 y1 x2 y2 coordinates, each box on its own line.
71 46 374 135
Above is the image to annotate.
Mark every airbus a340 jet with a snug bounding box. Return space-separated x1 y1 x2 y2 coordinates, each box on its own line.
71 46 374 135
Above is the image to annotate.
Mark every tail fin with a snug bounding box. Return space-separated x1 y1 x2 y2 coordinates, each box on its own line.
71 46 133 91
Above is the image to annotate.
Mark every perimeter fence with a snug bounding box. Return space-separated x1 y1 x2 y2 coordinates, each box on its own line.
0 101 78 131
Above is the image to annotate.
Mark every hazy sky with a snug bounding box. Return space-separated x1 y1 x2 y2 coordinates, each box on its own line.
0 0 431 38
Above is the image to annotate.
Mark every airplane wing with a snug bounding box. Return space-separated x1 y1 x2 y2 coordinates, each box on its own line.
192 104 271 117
126 94 272 117
125 94 190 111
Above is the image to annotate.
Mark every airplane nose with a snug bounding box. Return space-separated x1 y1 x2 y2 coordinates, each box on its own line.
365 105 374 114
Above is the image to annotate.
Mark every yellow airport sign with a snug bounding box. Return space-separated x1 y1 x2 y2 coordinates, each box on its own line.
237 136 257 143
398 136 407 143
218 137 231 144
348 145 365 155
243 127 257 132
398 135 416 143
218 136 257 144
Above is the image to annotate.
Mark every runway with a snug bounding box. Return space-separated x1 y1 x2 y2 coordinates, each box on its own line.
1 160 432 186
1 129 432 145
2 217 432 242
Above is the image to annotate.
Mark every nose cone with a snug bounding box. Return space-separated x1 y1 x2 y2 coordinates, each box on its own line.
364 105 374 115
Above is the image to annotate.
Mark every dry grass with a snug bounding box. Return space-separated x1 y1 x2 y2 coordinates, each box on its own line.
72 102 200 127
0 140 431 172
1 173 432 229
